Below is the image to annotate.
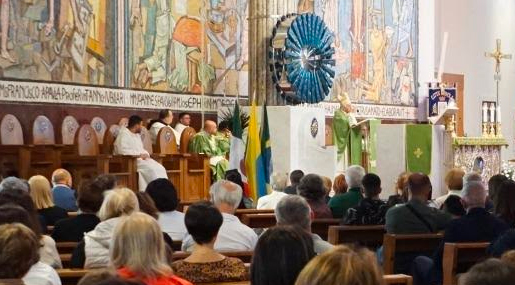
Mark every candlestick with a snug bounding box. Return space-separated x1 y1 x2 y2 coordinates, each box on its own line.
482 103 488 123
489 104 496 123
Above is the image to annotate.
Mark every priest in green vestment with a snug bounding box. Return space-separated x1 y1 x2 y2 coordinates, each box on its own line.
333 93 358 163
189 120 230 181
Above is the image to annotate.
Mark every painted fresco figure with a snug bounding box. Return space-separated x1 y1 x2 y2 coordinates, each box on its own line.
133 0 172 87
393 0 414 57
0 0 14 62
350 0 365 81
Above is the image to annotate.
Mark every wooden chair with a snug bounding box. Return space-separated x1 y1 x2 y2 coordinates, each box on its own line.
140 127 153 154
102 124 120 154
311 219 340 241
61 116 79 145
384 274 413 285
61 124 137 190
90 117 107 144
119 117 129 127
241 213 276 228
180 127 196 153
234 209 275 220
57 269 90 285
382 233 443 274
180 153 211 202
33 115 55 145
30 115 61 179
0 114 28 177
1 114 23 145
327 225 385 249
442 242 490 285
172 251 253 263
155 127 179 155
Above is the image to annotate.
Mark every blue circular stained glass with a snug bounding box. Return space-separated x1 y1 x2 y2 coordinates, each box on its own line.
270 13 336 104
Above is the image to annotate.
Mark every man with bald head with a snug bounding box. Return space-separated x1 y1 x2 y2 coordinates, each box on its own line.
189 120 231 181
386 173 451 234
413 179 509 285
51 169 78 211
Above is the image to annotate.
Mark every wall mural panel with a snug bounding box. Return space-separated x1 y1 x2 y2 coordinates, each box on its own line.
0 0 249 105
313 0 418 107
2 0 116 86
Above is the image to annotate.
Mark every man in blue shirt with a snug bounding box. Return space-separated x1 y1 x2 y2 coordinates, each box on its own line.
51 169 78 211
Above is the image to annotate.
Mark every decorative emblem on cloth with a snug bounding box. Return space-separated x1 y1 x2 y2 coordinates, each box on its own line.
310 118 319 138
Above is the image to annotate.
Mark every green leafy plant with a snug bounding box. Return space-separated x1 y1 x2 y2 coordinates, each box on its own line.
219 107 249 132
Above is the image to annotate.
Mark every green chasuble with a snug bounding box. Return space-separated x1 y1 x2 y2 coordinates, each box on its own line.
332 109 352 162
189 131 230 181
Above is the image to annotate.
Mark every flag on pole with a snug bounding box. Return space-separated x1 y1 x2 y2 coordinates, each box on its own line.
260 103 272 192
245 101 267 201
228 103 245 175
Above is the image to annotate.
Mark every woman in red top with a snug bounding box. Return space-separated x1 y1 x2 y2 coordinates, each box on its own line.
111 212 192 285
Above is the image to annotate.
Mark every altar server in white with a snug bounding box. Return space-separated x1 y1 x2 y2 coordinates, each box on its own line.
114 115 168 192
148 109 181 145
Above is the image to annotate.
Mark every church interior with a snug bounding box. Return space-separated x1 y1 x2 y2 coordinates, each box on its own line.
1 1 515 285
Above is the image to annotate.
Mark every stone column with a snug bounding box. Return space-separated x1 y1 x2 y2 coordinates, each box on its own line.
248 0 298 105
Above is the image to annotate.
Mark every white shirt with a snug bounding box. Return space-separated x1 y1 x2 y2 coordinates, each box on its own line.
158 211 188 241
174 123 188 136
40 235 62 269
182 213 258 252
23 262 61 285
434 190 462 209
149 122 181 146
113 127 148 156
257 191 288 209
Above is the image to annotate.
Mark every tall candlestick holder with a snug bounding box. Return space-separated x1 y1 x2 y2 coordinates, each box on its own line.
489 122 496 137
482 122 489 137
496 122 503 137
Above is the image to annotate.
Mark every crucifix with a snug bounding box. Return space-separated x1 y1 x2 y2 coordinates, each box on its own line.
485 39 512 106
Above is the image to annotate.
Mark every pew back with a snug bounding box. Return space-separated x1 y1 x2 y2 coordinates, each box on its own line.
442 242 490 285
382 233 443 274
327 225 385 249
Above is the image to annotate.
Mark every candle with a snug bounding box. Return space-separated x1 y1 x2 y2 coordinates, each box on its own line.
490 104 496 123
482 103 488 123
497 106 502 123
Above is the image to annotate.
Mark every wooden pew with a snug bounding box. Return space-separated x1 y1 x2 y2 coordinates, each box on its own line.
311 219 340 241
61 253 73 269
384 274 413 285
172 251 253 263
234 209 274 220
327 225 385 249
57 242 79 255
442 242 490 285
241 213 276 228
382 233 443 275
58 269 90 285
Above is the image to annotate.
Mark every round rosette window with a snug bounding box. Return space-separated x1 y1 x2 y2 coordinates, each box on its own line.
270 13 336 104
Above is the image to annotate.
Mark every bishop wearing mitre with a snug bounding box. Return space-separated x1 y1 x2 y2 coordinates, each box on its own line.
114 115 168 192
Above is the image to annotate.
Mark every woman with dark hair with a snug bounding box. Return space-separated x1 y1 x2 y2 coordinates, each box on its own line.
136 191 174 249
52 180 103 242
298 174 332 218
441 195 466 219
494 180 515 227
251 226 316 285
146 179 187 241
172 202 246 283
488 174 509 210
0 204 61 285
225 169 251 209
0 224 41 284
0 189 62 269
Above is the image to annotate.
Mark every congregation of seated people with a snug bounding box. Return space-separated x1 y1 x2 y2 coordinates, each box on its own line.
4 164 515 285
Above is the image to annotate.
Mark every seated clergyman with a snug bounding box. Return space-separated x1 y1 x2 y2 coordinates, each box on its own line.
189 120 230 181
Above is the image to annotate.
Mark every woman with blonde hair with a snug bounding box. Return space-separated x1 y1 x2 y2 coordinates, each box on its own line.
28 175 68 225
434 168 466 209
295 245 384 285
113 212 192 285
71 187 139 269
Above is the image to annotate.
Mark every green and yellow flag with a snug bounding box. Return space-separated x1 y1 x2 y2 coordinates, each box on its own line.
406 124 432 174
